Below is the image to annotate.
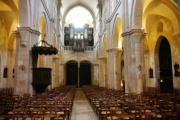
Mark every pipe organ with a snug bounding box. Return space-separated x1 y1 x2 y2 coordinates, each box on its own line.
64 24 94 51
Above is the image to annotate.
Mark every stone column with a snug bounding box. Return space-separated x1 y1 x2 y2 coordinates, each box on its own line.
133 29 145 93
173 34 180 93
99 57 107 87
52 55 60 88
122 32 132 93
122 29 145 93
7 49 15 88
107 48 121 90
60 63 65 86
13 27 39 95
93 63 99 86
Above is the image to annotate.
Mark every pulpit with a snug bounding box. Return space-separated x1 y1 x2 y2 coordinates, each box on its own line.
31 40 58 93
32 68 51 93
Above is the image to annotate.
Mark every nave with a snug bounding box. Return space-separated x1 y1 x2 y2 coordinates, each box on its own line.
70 89 98 120
1 85 180 120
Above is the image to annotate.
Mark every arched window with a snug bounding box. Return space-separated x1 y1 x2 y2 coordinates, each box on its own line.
65 6 93 28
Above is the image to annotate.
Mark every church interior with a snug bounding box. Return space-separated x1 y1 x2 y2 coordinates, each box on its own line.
0 0 180 119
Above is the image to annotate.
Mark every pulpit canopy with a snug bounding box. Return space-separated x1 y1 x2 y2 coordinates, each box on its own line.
32 40 58 55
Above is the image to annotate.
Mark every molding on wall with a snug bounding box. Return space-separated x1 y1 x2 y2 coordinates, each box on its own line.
106 47 121 53
98 56 107 59
94 28 106 48
17 27 40 35
121 29 146 37
106 0 121 24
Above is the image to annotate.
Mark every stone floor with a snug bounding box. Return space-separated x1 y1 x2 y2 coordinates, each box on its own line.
70 89 98 120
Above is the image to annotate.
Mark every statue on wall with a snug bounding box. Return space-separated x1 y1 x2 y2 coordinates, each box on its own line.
174 63 180 77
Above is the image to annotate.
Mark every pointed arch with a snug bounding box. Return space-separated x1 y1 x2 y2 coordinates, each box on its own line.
63 4 95 27
154 36 174 93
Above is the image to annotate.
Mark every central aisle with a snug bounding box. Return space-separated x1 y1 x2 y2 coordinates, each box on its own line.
70 89 98 120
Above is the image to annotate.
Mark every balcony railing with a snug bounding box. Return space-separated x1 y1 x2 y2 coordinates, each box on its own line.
64 46 94 51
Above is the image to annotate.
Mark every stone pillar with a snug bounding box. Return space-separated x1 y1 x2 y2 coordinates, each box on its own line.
122 29 145 93
13 27 39 95
173 34 180 93
107 48 121 90
133 29 145 93
99 57 107 87
122 32 132 93
60 63 65 86
92 63 99 86
52 55 60 88
7 49 15 88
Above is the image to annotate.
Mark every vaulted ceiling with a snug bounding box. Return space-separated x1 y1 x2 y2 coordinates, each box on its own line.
61 0 99 19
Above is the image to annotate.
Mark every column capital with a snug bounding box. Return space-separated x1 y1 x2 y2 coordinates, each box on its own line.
106 47 122 53
122 29 146 37
17 27 40 35
13 27 40 47
98 56 107 60
93 63 99 66
13 30 20 38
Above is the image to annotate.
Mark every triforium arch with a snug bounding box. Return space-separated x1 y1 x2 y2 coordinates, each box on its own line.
154 36 174 93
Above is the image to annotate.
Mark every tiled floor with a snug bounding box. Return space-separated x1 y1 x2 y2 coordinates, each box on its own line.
70 89 98 120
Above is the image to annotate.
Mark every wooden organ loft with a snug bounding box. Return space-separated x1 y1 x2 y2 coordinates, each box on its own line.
64 24 94 51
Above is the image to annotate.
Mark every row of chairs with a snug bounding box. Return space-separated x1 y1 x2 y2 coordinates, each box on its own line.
0 86 76 120
83 85 180 120
0 88 14 115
